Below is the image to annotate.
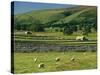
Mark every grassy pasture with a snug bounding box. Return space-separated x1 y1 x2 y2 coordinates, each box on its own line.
14 31 97 41
14 31 97 46
13 5 97 74
13 31 97 73
13 52 97 74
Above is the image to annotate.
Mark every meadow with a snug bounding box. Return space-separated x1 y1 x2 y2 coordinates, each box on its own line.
14 31 97 41
14 52 97 74
12 30 97 74
12 5 97 74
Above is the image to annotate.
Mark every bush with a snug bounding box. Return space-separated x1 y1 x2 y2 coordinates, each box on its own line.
63 24 73 35
32 24 45 32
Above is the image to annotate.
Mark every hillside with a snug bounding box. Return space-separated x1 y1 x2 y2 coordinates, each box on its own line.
54 7 96 24
14 6 97 30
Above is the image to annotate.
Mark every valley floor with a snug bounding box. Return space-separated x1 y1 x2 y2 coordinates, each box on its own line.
13 52 97 74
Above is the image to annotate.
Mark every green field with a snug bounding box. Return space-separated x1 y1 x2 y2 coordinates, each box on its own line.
13 31 97 73
13 5 97 74
14 52 97 74
14 31 97 41
13 31 97 46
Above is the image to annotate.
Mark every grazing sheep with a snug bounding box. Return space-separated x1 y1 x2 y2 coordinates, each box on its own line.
38 63 44 68
56 57 60 62
70 57 75 62
76 36 88 41
25 31 32 35
34 58 37 62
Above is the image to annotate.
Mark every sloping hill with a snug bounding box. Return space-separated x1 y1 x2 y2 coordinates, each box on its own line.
15 8 65 24
54 7 94 24
14 6 97 28
15 6 90 23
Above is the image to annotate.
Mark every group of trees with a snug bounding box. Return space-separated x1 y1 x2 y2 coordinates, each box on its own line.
63 18 97 36
63 23 77 35
14 14 97 36
14 17 97 35
14 16 44 32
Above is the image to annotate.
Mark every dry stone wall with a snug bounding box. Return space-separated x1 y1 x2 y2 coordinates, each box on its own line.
14 41 97 52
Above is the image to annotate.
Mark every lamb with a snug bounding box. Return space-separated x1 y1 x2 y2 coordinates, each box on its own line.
25 31 32 35
76 36 88 41
70 57 75 62
38 63 44 68
34 58 37 62
56 57 60 62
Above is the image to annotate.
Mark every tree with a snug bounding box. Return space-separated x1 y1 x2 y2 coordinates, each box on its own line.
28 16 45 32
28 16 44 32
31 24 44 32
63 23 73 35
14 15 45 32
82 24 91 36
62 11 72 16
68 21 77 32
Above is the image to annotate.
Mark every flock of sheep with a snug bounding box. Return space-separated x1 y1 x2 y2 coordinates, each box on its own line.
33 52 86 69
24 31 88 69
34 57 75 68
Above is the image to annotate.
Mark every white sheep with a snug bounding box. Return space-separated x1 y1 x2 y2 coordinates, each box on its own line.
34 58 37 62
70 57 75 62
25 31 32 35
56 57 60 62
38 63 44 68
76 36 88 41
